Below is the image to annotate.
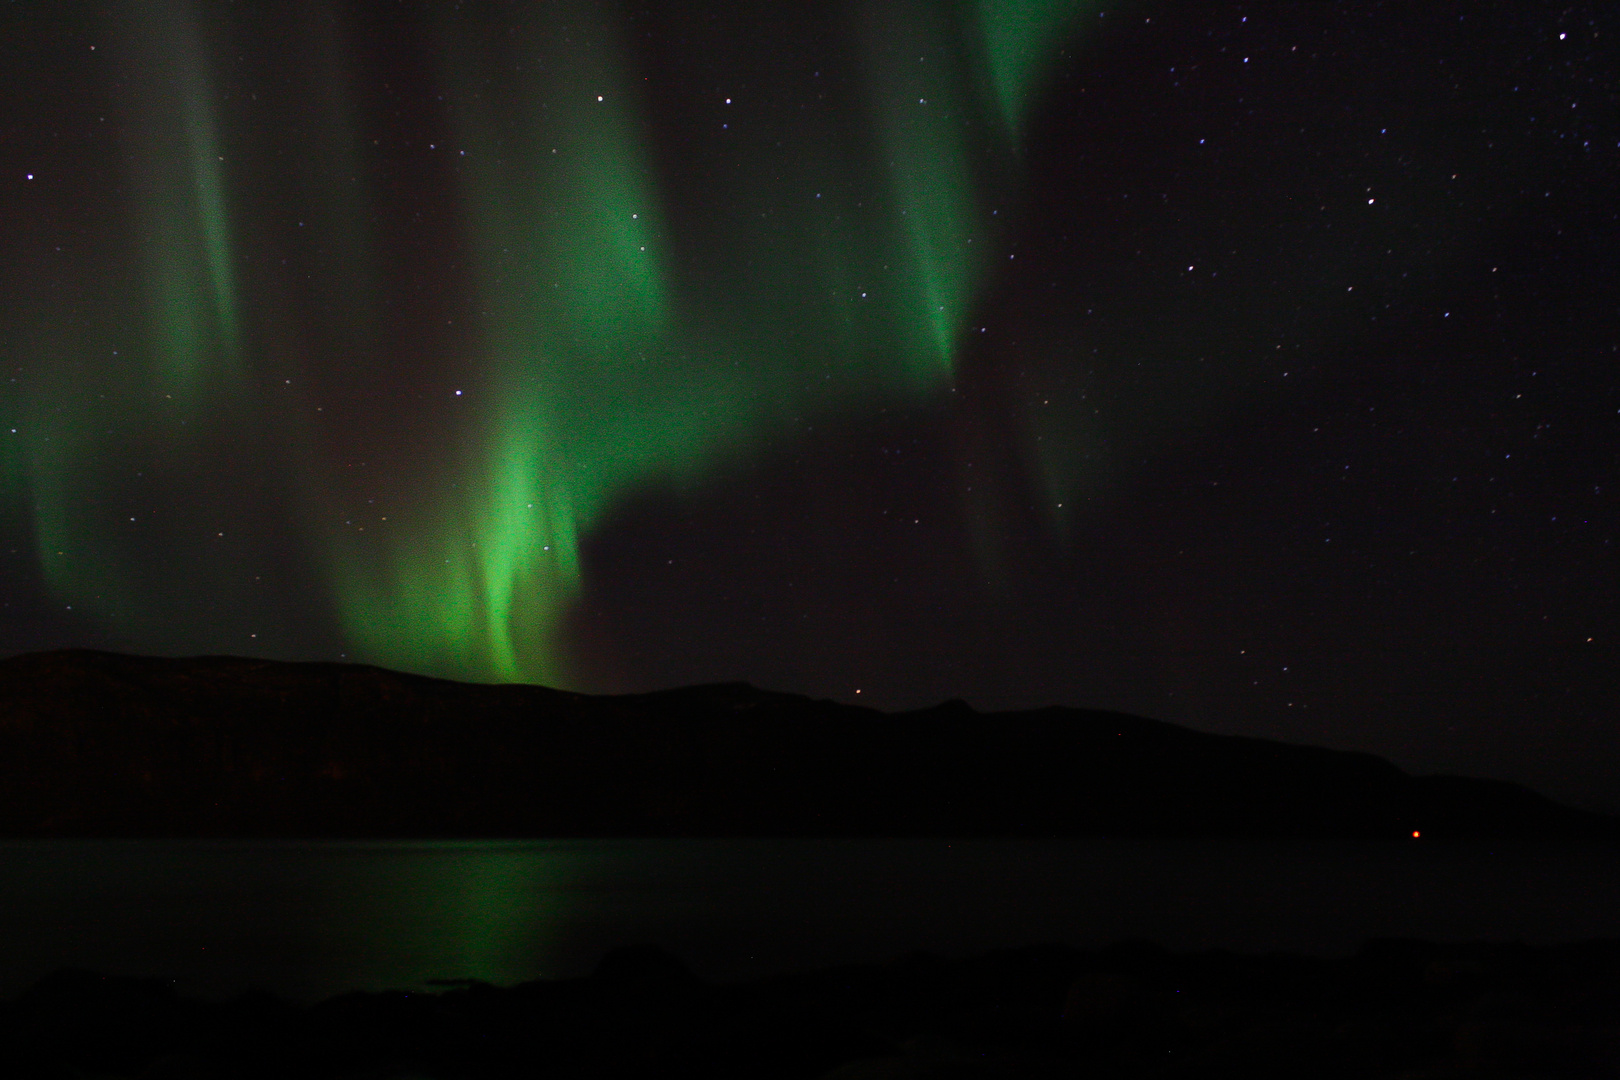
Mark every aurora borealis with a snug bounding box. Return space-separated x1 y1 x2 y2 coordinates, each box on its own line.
2 3 1617 810
3 0 1081 681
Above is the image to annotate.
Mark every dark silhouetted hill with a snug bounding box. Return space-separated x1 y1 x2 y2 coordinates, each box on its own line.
0 649 1611 839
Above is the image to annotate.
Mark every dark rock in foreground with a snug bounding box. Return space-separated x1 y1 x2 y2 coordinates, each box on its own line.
0 649 1613 839
6 939 1620 1078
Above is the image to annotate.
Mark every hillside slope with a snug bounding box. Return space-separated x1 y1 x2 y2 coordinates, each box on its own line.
0 650 1609 839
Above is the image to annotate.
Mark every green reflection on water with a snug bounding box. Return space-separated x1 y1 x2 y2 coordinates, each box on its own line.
329 841 600 989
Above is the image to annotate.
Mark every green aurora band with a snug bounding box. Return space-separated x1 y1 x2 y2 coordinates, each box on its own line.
3 1 1096 684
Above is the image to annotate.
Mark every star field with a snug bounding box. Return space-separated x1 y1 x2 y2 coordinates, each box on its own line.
0 1 1615 810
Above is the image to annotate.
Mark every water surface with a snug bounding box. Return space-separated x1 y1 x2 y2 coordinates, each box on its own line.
2 838 1616 1001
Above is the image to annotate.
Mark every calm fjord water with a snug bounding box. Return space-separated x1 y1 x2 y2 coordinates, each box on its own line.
2 838 1617 1002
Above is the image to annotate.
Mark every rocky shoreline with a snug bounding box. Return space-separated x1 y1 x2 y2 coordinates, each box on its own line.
9 938 1618 1078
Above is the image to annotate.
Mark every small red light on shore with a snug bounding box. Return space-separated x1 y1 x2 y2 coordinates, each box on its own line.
1412 830 1421 838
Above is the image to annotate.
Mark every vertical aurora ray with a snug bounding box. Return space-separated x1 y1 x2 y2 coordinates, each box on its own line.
977 0 1096 137
334 401 584 685
326 3 669 684
120 0 241 394
3 1 1095 683
862 2 988 382
6 0 252 636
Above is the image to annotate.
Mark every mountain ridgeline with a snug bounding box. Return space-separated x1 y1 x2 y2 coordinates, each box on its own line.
0 650 1609 839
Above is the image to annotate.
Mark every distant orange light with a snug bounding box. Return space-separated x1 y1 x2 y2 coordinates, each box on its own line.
1412 830 1421 838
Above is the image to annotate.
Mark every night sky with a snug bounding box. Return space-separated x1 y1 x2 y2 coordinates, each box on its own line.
1 2 1616 811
